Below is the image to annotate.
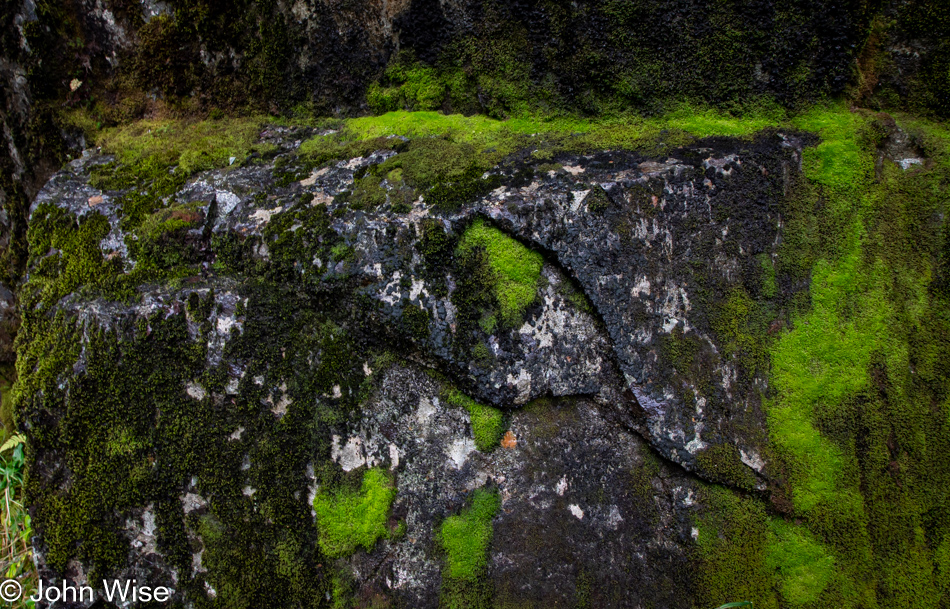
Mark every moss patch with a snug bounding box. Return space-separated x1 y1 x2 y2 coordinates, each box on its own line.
312 467 396 559
92 117 269 179
446 389 505 452
766 519 837 606
440 487 500 580
458 219 543 327
694 105 950 608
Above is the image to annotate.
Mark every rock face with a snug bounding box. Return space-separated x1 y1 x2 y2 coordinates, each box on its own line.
17 124 807 607
330 366 698 608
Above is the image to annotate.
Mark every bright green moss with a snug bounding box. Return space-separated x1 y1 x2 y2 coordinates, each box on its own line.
767 108 879 515
762 108 950 606
661 102 783 137
790 105 874 190
447 389 505 452
342 107 776 152
312 467 396 559
382 62 447 111
440 488 500 580
766 520 837 605
458 219 543 326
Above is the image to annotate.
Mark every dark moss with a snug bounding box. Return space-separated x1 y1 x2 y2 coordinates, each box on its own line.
401 303 431 340
449 237 497 353
695 444 759 492
584 185 613 214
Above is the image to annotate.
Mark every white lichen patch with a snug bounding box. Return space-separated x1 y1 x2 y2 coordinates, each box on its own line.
298 167 329 186
331 435 366 472
571 190 590 212
249 206 282 225
568 504 585 519
215 190 241 217
125 505 158 555
740 448 766 473
603 505 623 530
185 381 207 401
506 368 532 403
379 271 404 305
632 275 652 297
181 493 208 514
446 437 477 469
416 396 437 425
409 278 427 302
265 382 292 416
389 443 400 470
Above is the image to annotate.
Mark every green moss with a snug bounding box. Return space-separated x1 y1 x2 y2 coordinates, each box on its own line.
661 102 784 137
375 61 448 112
446 389 505 452
24 204 127 306
137 204 203 241
14 265 379 604
694 485 779 609
759 254 777 299
92 117 269 184
0 366 16 441
760 108 950 606
458 219 543 326
312 467 396 559
766 520 837 606
790 106 873 190
402 304 431 340
440 488 500 580
711 288 770 379
584 186 613 214
297 133 403 168
14 313 204 580
694 443 758 491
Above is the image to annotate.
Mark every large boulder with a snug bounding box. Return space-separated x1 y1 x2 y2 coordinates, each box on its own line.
18 124 805 607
